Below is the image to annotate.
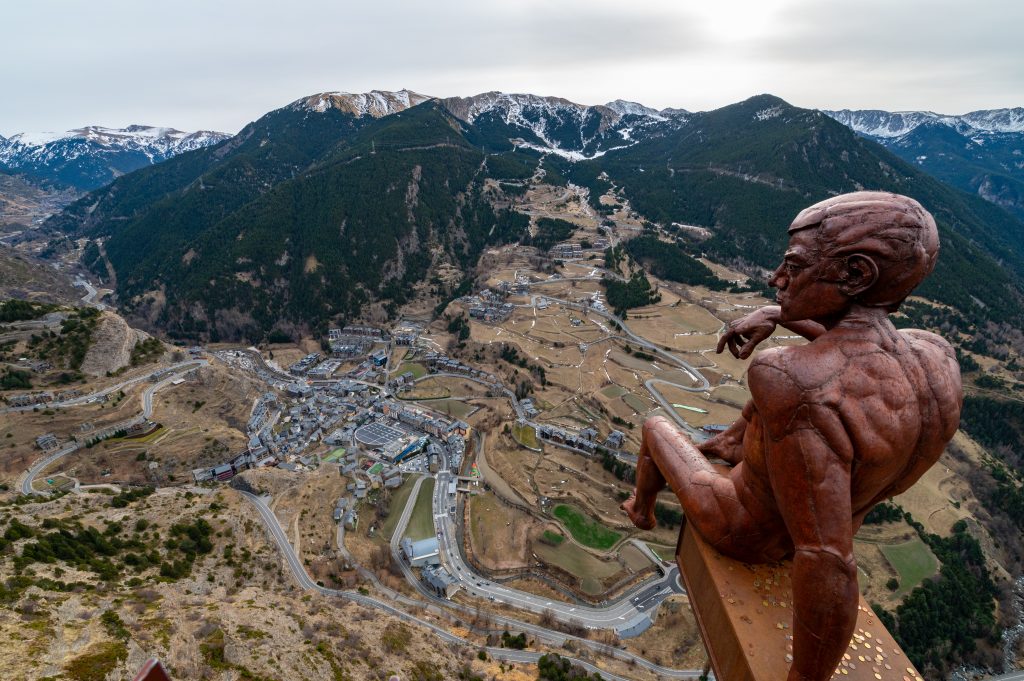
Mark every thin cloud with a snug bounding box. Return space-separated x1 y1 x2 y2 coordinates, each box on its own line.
0 0 1020 134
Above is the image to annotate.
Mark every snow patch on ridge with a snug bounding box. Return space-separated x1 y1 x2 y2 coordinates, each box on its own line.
291 89 432 118
0 125 229 168
824 107 1024 138
511 139 632 162
604 99 666 120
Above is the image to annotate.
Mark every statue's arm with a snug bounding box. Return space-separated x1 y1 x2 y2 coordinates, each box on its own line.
780 318 827 341
750 361 857 681
697 400 753 464
717 306 825 359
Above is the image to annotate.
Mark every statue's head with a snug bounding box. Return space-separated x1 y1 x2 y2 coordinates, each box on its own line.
770 192 939 322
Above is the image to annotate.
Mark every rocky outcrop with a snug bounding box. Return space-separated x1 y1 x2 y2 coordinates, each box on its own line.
79 311 149 376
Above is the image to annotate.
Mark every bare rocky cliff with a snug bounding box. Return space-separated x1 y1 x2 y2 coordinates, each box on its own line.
79 310 151 376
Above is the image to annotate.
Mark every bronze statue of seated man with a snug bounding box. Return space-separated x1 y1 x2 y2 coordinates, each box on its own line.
622 192 962 681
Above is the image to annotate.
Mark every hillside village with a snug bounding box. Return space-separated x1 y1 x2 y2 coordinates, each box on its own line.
2 81 1024 681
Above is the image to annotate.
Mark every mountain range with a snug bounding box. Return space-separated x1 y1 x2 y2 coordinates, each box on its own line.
0 124 229 191
37 89 1024 344
825 108 1024 219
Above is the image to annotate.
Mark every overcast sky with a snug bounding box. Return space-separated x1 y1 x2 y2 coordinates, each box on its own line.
2 0 1022 135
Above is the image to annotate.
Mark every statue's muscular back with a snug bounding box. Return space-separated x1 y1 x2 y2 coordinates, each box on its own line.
736 316 962 560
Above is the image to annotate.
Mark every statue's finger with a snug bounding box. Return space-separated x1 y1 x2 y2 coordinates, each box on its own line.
739 327 772 359
716 332 730 355
727 335 741 358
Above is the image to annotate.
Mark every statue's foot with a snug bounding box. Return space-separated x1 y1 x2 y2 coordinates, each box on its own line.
621 493 656 531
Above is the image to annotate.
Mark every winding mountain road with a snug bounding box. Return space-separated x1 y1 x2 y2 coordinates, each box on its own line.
18 361 205 495
241 490 702 680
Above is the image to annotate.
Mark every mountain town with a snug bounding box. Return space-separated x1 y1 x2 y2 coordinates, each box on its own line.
2 3 1024 680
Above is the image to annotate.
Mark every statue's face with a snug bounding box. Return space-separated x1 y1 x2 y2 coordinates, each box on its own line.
769 228 849 323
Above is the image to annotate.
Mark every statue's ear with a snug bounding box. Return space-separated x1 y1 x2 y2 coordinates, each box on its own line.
838 254 879 298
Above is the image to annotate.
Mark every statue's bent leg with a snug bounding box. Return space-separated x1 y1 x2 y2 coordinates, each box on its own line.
626 416 771 561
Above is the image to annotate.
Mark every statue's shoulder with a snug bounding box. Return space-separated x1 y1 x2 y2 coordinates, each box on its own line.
748 342 843 395
749 346 835 409
746 344 844 436
898 327 962 405
899 327 956 360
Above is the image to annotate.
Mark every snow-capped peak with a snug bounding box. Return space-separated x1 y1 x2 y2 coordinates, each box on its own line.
0 124 230 190
1 125 228 154
290 89 433 118
603 99 666 120
440 92 588 124
824 107 1024 139
958 107 1024 134
437 91 678 162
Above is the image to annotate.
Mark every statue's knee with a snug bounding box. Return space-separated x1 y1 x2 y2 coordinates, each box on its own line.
642 415 673 439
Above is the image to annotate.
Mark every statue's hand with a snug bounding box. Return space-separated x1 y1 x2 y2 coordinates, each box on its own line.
716 305 781 359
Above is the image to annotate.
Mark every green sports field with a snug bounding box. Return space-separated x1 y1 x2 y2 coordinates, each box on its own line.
552 504 621 550
880 537 939 595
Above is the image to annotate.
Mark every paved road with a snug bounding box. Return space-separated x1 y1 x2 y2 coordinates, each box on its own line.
2 360 206 413
141 364 204 417
644 378 711 442
18 362 204 495
428 443 684 635
20 442 80 495
73 276 105 310
522 292 711 393
410 370 524 419
242 490 701 680
987 670 1024 681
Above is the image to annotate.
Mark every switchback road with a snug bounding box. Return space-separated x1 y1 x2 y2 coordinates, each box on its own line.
241 490 702 680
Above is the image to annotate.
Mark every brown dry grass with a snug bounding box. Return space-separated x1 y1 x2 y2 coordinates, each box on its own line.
622 595 707 669
0 486 462 681
467 490 540 570
270 465 350 565
25 364 263 489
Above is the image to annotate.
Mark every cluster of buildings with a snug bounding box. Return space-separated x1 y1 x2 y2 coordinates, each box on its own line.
194 379 383 483
7 388 115 409
463 289 514 324
7 391 54 407
380 401 469 440
307 359 343 379
270 382 385 458
550 242 583 259
423 352 500 385
497 277 531 297
16 359 52 373
333 497 357 529
248 392 278 435
288 352 323 376
520 398 540 418
35 433 59 450
399 536 461 598
390 323 420 347
360 400 468 472
391 371 418 390
535 423 626 454
327 326 391 358
196 349 472 481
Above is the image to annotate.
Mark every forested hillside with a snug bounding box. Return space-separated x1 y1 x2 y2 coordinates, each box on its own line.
46 93 1024 348
57 103 528 341
563 96 1024 333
